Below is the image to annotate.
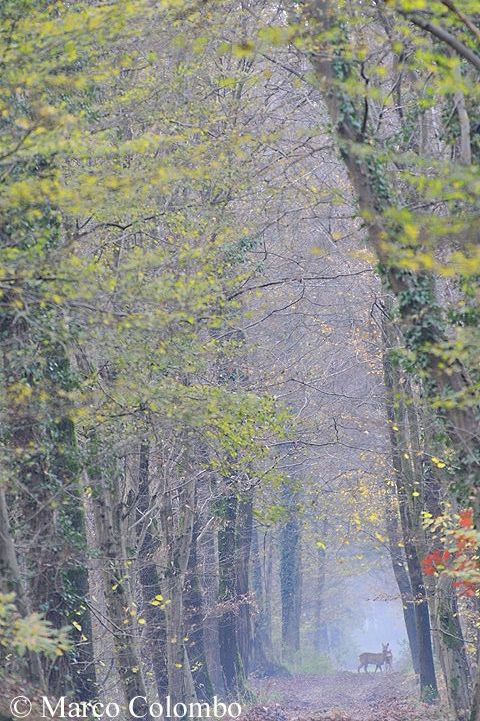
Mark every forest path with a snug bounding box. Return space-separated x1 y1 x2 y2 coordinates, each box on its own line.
246 673 449 721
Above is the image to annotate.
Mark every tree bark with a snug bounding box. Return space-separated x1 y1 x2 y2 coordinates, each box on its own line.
385 505 420 674
455 88 472 165
280 485 302 660
382 319 438 700
158 464 195 705
217 490 248 698
235 490 254 676
251 528 286 676
0 487 45 687
471 666 480 721
434 575 472 720
420 439 473 721
184 514 214 701
89 462 150 717
313 524 328 656
136 440 168 698
1 309 96 697
201 518 225 696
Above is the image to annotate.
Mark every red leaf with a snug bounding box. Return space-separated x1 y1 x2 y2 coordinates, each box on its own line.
459 509 474 529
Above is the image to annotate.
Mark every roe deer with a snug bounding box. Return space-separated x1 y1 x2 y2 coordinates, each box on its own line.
358 642 390 672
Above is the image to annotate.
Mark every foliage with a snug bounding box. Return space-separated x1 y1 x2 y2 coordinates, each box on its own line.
422 508 480 596
1 0 479 715
0 593 70 666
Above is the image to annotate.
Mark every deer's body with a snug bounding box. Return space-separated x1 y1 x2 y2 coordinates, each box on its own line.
385 650 393 672
358 643 390 673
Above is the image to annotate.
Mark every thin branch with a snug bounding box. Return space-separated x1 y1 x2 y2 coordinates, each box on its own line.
400 10 480 71
0 127 36 163
440 0 480 43
228 268 374 300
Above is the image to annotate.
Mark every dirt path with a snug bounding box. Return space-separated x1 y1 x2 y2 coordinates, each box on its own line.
243 673 451 721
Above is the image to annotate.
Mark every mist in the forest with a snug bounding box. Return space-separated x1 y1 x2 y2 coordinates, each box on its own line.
344 576 409 670
1 3 479 721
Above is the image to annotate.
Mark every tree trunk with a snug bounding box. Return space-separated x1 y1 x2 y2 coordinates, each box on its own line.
421 443 473 720
434 575 472 720
382 322 438 700
313 521 328 655
280 486 302 660
251 528 286 676
136 440 168 698
1 312 95 698
0 488 29 611
0 487 45 687
235 490 254 676
159 466 195 705
385 505 420 674
90 464 150 717
201 519 225 696
471 666 480 721
50 414 97 700
165 577 191 704
217 490 248 698
184 515 214 701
